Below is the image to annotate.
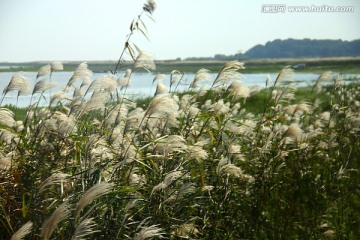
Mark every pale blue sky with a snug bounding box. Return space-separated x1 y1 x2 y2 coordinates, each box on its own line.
0 0 359 62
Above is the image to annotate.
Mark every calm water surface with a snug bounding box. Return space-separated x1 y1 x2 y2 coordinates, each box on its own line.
0 71 358 107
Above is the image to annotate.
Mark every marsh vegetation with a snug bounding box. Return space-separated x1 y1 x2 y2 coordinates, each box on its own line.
1 1 359 239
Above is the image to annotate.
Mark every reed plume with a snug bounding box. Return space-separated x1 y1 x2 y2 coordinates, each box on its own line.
75 182 114 218
273 65 293 86
2 73 31 96
39 172 71 194
10 221 33 240
117 69 132 89
0 73 31 106
214 61 244 87
80 91 110 114
0 156 12 169
134 224 164 240
71 218 99 240
0 108 16 127
190 68 211 88
32 79 57 94
85 74 117 94
51 61 64 71
41 202 71 240
36 64 51 79
134 51 156 72
228 80 250 100
67 62 93 89
145 93 179 117
154 80 167 95
143 0 157 14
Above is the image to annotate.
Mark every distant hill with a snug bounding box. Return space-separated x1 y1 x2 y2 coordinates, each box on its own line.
243 38 360 59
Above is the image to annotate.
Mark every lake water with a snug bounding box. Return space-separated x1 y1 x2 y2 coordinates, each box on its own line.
0 71 359 107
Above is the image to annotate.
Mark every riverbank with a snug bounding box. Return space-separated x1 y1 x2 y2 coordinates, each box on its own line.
1 56 360 73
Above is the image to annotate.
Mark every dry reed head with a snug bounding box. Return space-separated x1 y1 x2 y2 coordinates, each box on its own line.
51 61 64 71
3 73 31 97
32 80 57 94
75 182 114 218
0 156 12 169
143 0 157 14
72 218 99 240
170 70 182 85
145 93 179 117
86 74 117 94
172 223 199 238
286 123 303 142
152 170 183 194
214 61 244 87
334 75 343 89
37 64 51 79
39 172 71 194
154 135 187 156
10 221 33 240
105 103 129 126
228 81 250 100
216 157 252 180
187 145 208 162
134 52 156 72
134 225 164 240
0 129 19 146
274 65 293 86
153 73 166 83
0 108 16 127
68 62 93 87
81 91 110 114
50 90 65 106
154 80 167 95
118 69 132 89
41 202 71 240
187 105 200 119
191 68 211 88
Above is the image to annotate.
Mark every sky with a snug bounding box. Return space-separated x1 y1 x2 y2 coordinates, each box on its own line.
0 0 359 62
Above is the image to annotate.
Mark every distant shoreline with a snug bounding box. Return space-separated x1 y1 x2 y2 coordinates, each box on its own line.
1 56 360 74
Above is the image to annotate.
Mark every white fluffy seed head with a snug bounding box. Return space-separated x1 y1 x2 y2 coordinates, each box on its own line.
134 52 156 72
0 108 16 127
37 64 51 79
118 70 132 89
286 123 303 142
68 62 93 87
86 74 117 94
146 94 179 117
32 80 57 94
75 182 114 218
154 80 167 95
51 61 64 71
230 82 250 100
41 202 70 240
134 224 164 240
214 61 244 87
191 68 211 88
3 73 31 96
11 221 33 240
274 66 293 86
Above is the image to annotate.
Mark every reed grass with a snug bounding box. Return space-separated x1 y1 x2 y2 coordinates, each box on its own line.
1 0 360 239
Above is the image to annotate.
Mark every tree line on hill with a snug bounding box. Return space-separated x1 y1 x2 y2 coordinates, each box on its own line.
184 38 360 60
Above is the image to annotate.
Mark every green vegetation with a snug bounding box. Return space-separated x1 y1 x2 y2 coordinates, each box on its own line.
1 60 360 240
245 38 360 58
2 56 360 74
1 1 360 239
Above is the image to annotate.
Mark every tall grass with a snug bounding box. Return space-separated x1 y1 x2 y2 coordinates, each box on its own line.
1 1 360 239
